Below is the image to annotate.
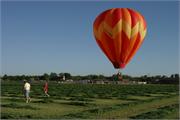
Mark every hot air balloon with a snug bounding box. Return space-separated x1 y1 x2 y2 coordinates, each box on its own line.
93 8 147 71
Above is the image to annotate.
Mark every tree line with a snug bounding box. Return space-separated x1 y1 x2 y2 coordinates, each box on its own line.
1 73 179 84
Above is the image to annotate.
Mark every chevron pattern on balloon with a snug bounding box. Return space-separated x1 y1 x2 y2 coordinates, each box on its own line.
93 8 147 69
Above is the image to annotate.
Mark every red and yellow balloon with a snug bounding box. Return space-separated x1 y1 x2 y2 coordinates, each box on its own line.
93 8 147 69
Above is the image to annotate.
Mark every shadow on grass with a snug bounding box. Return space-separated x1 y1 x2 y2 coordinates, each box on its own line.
130 104 179 119
68 97 94 102
3 97 26 103
1 112 33 119
61 101 96 107
1 103 39 110
32 98 54 103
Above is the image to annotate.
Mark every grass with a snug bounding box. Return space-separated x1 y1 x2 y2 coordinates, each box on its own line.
1 103 39 110
1 82 179 119
99 96 179 119
1 101 86 119
94 98 130 106
130 103 179 119
124 95 155 101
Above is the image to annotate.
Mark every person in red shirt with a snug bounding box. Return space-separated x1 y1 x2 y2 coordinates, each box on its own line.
44 81 50 97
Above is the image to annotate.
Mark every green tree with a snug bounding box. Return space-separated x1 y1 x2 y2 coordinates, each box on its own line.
64 73 71 79
174 74 179 79
2 74 8 80
43 73 49 81
50 72 57 81
98 74 105 80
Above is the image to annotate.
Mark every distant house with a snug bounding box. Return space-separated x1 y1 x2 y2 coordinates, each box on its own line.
137 81 147 84
74 80 90 84
64 79 74 84
95 80 105 84
62 75 66 81
104 80 114 84
116 79 128 84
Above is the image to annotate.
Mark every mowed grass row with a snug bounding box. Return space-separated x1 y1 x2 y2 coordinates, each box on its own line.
130 103 179 119
1 82 179 98
1 94 179 119
1 82 179 119
58 93 179 119
97 96 179 119
1 97 132 119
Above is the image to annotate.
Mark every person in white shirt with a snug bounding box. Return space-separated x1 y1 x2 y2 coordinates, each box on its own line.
24 80 31 103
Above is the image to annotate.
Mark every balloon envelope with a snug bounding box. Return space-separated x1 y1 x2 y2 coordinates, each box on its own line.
93 8 147 69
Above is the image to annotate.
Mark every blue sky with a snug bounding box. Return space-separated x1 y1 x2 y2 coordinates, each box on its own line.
1 1 179 76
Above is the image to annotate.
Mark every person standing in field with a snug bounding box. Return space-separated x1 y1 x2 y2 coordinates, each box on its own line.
23 80 31 103
44 81 50 97
118 72 123 81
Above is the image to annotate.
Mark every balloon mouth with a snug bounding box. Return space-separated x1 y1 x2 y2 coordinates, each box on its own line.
119 63 126 69
113 62 126 69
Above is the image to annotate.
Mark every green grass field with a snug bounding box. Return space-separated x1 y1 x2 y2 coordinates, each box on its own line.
1 81 179 119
